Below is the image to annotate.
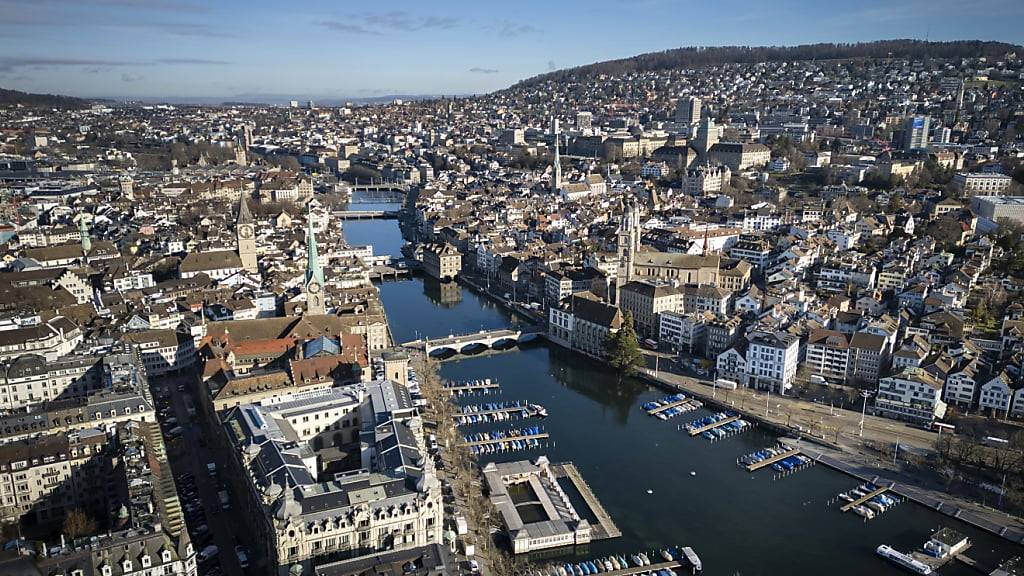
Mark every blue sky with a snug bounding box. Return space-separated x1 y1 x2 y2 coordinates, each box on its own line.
0 0 1021 101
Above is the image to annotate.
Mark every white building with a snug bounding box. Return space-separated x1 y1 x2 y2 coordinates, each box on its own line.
972 196 1024 225
744 331 800 393
978 372 1024 418
875 368 947 425
953 172 1012 197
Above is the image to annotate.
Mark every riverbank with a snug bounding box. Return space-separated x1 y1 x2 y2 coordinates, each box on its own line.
456 273 545 325
634 366 1024 544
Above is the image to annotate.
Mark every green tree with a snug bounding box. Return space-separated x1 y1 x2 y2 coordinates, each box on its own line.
606 311 643 374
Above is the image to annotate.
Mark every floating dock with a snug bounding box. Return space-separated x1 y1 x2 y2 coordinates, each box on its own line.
687 414 740 436
647 399 696 416
443 379 500 394
465 432 549 447
551 462 622 540
455 402 541 420
841 485 891 513
746 448 801 472
588 561 685 576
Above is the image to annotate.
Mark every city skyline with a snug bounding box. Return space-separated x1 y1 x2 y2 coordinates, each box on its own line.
0 0 1023 101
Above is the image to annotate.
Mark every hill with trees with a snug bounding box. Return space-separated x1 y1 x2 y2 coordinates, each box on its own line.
0 87 89 109
515 40 1022 88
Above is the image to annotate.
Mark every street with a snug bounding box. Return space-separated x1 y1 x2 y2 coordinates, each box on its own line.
640 351 939 451
152 372 252 576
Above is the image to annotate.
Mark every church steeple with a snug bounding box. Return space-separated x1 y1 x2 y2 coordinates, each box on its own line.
304 206 325 315
78 215 91 256
237 192 258 274
551 117 562 194
237 191 253 225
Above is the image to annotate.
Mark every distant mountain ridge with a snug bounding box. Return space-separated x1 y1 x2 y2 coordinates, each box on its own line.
0 87 89 109
514 39 1023 88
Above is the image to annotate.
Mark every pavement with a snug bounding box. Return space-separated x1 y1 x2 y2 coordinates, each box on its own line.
637 353 1024 541
152 372 253 576
414 353 493 576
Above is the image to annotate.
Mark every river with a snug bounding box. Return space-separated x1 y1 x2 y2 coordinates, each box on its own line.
341 212 1021 576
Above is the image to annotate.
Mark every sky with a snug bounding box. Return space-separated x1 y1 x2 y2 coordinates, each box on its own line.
0 0 1022 102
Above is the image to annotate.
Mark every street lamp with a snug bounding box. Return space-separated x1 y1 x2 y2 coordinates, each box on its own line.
859 390 874 438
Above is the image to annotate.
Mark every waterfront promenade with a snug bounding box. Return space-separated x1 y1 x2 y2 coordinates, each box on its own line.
636 365 1024 544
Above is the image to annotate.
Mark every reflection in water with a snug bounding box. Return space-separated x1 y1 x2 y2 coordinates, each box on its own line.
422 276 463 306
546 346 647 425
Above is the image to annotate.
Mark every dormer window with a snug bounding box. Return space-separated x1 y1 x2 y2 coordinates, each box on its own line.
101 566 112 576
162 550 173 562
141 554 151 568
122 559 132 572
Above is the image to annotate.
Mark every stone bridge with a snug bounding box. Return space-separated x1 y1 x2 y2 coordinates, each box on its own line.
402 329 529 356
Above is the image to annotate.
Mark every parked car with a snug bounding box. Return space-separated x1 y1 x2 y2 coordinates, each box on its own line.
234 545 250 569
197 545 219 563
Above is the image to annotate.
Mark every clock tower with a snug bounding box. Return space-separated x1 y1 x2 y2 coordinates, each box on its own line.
237 192 258 274
304 209 326 315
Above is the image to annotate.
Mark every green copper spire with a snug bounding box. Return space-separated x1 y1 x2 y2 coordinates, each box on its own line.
305 206 324 286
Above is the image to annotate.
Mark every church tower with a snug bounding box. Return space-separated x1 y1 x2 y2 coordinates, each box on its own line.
79 214 92 256
118 174 134 200
237 192 258 274
614 200 641 305
304 208 326 315
551 117 562 194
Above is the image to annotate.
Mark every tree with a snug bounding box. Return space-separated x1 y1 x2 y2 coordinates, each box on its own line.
606 311 643 374
62 508 97 540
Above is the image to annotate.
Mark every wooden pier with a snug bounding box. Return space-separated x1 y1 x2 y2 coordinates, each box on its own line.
465 432 549 447
443 380 500 394
457 404 529 418
647 399 695 416
840 485 890 513
687 415 740 437
745 448 801 472
551 462 622 540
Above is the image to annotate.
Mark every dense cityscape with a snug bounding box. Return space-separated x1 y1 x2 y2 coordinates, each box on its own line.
1 34 1024 576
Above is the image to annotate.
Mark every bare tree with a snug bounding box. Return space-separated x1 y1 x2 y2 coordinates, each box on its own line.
62 508 97 540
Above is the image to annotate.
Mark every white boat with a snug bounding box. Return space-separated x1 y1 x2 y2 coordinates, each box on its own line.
853 505 875 519
876 544 932 574
681 547 702 572
866 500 886 513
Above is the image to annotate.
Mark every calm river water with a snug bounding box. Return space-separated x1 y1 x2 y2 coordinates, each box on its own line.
340 214 1021 576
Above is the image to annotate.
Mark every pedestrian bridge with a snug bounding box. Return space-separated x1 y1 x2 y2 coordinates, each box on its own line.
402 329 537 356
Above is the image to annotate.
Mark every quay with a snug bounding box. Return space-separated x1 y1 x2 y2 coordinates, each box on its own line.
687 414 740 436
443 380 500 394
840 485 891 513
635 368 1024 545
465 432 549 447
745 448 802 472
550 462 622 540
647 398 695 416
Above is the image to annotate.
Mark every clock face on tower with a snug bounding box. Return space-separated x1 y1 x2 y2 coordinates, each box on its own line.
308 281 321 294
239 226 253 239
